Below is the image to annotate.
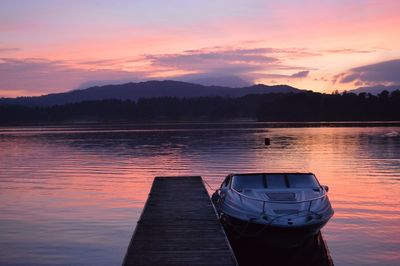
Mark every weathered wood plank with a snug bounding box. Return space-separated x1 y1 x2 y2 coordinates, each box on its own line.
123 176 237 266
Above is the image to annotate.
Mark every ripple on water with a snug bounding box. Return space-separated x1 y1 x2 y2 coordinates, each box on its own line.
0 125 399 265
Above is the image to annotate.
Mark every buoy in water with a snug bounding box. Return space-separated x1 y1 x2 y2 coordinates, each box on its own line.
264 138 270 146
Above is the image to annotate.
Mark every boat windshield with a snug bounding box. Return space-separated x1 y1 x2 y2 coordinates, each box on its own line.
231 174 320 190
266 174 286 188
231 174 264 190
286 174 320 188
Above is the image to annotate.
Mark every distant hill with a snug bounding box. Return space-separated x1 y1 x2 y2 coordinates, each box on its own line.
0 80 302 106
188 75 251 87
349 84 400 95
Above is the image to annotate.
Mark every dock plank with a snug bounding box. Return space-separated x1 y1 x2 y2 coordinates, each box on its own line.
123 176 237 266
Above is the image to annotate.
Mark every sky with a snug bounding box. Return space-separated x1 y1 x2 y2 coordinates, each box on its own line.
0 0 400 97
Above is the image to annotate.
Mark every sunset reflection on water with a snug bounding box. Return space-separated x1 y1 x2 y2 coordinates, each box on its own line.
0 124 399 265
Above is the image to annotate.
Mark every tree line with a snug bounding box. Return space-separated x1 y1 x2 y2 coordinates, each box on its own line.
1 90 399 123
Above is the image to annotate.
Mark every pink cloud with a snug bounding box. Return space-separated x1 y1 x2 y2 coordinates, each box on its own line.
0 45 316 97
337 59 400 86
0 58 145 96
1 1 399 95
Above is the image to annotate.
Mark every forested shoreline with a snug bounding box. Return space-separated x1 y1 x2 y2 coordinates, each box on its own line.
1 90 400 124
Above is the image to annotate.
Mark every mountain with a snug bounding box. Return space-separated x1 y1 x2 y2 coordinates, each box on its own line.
0 80 302 106
188 75 251 87
349 84 400 95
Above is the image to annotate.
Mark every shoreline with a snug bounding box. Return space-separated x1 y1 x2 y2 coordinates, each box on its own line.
1 120 400 130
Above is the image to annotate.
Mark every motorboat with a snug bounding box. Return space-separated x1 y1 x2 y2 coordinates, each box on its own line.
212 173 334 246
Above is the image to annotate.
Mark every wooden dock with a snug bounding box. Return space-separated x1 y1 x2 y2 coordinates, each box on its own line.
123 176 237 266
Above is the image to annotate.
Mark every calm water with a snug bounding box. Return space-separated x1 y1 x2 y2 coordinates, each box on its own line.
0 123 399 266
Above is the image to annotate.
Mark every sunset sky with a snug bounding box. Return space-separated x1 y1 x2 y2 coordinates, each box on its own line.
1 0 400 97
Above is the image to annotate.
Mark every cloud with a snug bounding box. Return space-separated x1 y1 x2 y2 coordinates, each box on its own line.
336 59 400 85
0 45 316 96
144 47 280 82
291 70 309 78
76 57 143 67
0 58 144 95
145 46 314 82
0 47 20 53
244 70 310 80
146 48 279 69
323 48 375 54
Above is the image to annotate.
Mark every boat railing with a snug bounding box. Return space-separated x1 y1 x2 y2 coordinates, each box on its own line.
230 188 328 214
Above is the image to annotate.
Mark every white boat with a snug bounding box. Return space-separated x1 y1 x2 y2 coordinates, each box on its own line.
212 173 334 246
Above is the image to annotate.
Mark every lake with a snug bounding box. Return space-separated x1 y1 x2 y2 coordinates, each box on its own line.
0 123 399 265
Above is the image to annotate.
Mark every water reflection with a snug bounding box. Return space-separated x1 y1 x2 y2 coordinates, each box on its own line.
228 232 333 266
0 124 399 265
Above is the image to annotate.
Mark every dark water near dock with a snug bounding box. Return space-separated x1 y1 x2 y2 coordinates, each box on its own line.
0 123 399 265
229 232 333 266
